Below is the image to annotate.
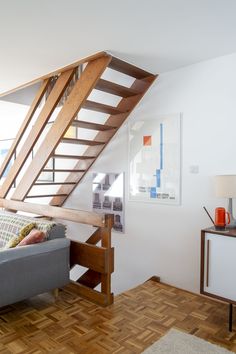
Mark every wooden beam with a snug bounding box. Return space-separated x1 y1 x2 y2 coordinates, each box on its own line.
0 79 50 180
86 228 102 245
53 154 96 160
108 56 152 79
70 241 111 274
95 78 141 97
26 194 68 198
71 120 116 131
0 69 75 198
68 281 113 307
0 51 107 99
83 100 127 115
101 215 114 297
34 182 76 186
12 54 112 201
61 138 105 146
0 198 104 227
42 169 85 173
77 270 101 289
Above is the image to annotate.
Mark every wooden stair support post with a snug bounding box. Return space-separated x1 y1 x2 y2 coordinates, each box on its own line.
101 214 114 305
50 73 157 206
70 214 114 306
11 54 112 201
0 79 50 180
0 69 75 198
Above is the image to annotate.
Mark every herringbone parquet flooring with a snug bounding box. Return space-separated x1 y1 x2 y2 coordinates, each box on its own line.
0 280 235 353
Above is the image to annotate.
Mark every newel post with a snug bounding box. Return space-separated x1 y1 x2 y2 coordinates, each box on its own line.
101 214 114 305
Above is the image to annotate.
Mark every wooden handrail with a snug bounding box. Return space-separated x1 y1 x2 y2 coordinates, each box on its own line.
0 198 105 227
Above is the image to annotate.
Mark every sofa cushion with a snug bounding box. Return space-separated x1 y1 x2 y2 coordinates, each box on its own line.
4 223 37 249
18 229 46 246
0 211 57 247
19 223 37 238
4 235 21 249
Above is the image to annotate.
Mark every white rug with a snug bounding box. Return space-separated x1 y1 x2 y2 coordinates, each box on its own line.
142 328 233 353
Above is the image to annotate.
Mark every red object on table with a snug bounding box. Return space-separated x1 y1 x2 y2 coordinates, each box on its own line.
215 207 230 227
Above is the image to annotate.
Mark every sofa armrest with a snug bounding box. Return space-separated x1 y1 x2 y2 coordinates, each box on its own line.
0 238 70 263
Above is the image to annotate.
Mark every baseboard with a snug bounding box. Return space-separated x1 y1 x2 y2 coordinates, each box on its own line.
147 276 161 283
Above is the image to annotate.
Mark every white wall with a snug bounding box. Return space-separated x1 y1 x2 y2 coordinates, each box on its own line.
66 52 236 295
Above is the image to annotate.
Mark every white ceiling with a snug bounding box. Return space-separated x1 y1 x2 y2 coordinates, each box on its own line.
0 0 236 93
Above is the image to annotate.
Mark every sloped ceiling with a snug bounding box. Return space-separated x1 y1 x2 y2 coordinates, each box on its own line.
0 0 236 93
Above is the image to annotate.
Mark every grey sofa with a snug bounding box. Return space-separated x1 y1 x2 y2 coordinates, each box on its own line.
0 211 70 308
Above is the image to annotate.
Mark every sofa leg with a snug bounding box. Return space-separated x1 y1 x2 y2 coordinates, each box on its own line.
52 288 59 300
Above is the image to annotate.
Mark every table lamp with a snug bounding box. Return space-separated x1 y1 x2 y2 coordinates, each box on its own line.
214 175 236 228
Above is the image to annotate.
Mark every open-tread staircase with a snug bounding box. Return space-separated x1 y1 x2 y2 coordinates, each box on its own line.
0 52 157 205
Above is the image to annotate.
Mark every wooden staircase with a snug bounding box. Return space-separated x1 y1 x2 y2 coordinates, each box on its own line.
0 52 157 205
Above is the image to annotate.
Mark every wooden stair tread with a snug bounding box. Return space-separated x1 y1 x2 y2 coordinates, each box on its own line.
83 100 126 115
42 169 86 172
95 78 141 97
61 138 105 146
71 120 117 131
53 154 96 160
109 57 152 79
26 194 68 198
34 182 76 185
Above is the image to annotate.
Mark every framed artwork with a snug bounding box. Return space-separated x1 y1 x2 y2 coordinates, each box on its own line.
92 172 125 233
0 138 16 186
128 114 181 204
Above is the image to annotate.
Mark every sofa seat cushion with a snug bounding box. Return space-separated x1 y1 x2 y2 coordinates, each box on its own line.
0 211 56 247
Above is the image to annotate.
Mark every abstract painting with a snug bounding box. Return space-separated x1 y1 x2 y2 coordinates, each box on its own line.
128 114 181 204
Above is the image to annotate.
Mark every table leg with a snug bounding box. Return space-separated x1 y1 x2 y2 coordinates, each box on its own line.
229 303 233 332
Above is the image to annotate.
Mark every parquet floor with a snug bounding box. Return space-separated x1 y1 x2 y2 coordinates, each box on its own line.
0 280 236 353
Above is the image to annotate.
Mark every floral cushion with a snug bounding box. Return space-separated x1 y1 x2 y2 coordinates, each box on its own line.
4 223 37 249
0 211 55 247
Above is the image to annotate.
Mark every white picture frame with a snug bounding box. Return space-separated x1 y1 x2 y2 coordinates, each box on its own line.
128 114 181 205
92 172 125 233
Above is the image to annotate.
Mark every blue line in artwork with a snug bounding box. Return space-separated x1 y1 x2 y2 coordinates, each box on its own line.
150 187 156 198
150 123 164 198
160 123 163 170
156 169 161 188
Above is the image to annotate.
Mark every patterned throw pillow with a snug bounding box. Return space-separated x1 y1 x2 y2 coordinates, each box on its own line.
4 223 37 249
0 211 55 247
18 229 46 246
19 223 36 239
4 235 21 249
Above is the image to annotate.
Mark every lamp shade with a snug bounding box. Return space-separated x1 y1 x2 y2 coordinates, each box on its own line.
214 175 236 198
